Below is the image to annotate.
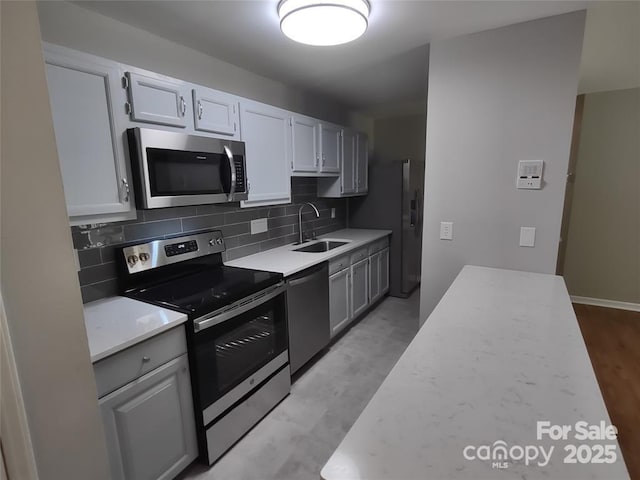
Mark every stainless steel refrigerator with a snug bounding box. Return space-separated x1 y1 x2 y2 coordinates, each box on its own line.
349 159 424 297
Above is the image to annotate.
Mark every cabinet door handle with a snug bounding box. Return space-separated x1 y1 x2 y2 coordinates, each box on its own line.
315 155 319 167
142 356 150 363
122 178 130 202
180 96 186 116
197 100 203 120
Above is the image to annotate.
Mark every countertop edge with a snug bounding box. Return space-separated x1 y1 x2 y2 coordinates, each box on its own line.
225 229 392 277
90 314 188 363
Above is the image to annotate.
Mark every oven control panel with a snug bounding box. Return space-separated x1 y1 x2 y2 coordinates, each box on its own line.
122 230 225 274
165 240 198 257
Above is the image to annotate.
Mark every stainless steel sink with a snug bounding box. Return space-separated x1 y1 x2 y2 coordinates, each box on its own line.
293 240 349 253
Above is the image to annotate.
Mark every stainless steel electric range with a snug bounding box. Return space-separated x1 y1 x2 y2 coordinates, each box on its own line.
116 229 290 465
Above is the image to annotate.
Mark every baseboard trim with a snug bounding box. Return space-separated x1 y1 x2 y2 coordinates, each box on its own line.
571 296 640 313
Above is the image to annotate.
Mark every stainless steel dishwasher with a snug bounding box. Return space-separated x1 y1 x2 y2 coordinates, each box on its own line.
286 262 330 374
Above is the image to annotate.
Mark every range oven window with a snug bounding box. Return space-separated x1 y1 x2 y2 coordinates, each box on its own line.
146 147 231 197
192 291 287 412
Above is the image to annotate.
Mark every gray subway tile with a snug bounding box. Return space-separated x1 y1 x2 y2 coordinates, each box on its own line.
285 205 300 215
78 248 101 268
265 206 287 218
124 219 182 242
143 206 197 222
228 231 269 248
220 222 250 237
259 236 288 252
268 215 298 229
196 204 240 216
81 279 118 303
225 243 260 261
268 225 294 239
72 225 125 249
181 214 225 233
100 245 116 263
78 262 117 286
224 208 267 225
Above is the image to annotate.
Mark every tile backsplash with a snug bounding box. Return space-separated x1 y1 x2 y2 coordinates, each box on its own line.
74 178 347 303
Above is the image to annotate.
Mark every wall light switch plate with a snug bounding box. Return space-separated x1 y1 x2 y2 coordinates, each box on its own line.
251 218 268 234
440 222 453 240
520 227 536 247
331 208 336 219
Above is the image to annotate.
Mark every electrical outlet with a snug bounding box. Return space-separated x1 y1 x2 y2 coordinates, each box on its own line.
250 218 268 234
440 222 453 240
331 208 336 219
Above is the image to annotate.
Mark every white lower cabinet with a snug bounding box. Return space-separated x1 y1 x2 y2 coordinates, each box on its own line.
369 252 381 304
328 238 390 339
329 267 351 337
380 248 390 294
368 247 390 304
96 327 197 480
350 258 370 319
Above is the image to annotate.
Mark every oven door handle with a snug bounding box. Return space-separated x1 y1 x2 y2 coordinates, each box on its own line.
224 145 236 201
193 282 286 332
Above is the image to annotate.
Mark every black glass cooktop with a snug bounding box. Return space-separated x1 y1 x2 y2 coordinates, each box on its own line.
127 265 282 318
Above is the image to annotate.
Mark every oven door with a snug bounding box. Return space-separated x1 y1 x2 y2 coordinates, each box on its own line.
191 283 288 425
128 128 247 209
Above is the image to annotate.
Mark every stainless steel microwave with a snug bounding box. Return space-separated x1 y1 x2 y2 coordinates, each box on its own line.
126 128 248 209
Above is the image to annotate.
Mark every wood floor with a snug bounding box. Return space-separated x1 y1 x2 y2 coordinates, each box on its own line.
574 303 640 480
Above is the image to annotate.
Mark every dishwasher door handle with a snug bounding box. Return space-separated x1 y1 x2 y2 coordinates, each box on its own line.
288 274 321 287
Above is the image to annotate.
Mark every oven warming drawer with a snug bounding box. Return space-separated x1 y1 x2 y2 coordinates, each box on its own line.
205 365 290 465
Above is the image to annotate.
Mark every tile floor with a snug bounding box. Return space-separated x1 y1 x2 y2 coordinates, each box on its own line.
179 291 420 480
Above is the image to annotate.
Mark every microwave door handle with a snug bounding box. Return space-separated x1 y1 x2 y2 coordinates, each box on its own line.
224 145 236 200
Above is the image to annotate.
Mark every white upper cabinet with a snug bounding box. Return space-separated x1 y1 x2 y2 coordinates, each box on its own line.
240 100 292 207
192 86 240 138
341 129 357 195
290 114 319 174
125 71 189 128
318 123 341 174
44 44 134 224
316 129 368 198
355 132 369 193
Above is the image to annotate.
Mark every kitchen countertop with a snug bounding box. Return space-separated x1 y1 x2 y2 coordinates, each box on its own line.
321 266 629 480
225 228 392 276
83 296 188 363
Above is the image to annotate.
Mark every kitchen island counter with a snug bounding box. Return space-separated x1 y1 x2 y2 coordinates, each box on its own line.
321 266 629 480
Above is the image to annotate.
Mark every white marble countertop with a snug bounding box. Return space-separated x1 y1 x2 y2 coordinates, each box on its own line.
225 228 391 276
83 296 188 363
321 266 629 480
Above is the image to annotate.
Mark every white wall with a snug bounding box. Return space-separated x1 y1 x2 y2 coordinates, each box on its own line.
0 2 111 478
36 0 353 126
419 12 586 322
373 114 426 166
563 88 640 304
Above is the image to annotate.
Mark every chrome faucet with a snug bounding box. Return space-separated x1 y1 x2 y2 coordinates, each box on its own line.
298 202 320 244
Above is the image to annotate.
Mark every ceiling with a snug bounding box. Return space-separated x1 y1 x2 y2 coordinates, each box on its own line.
75 0 639 118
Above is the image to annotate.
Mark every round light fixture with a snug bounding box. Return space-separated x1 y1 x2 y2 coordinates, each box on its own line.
278 0 370 46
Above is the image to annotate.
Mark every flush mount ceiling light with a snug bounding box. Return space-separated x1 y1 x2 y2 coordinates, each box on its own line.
278 0 370 46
